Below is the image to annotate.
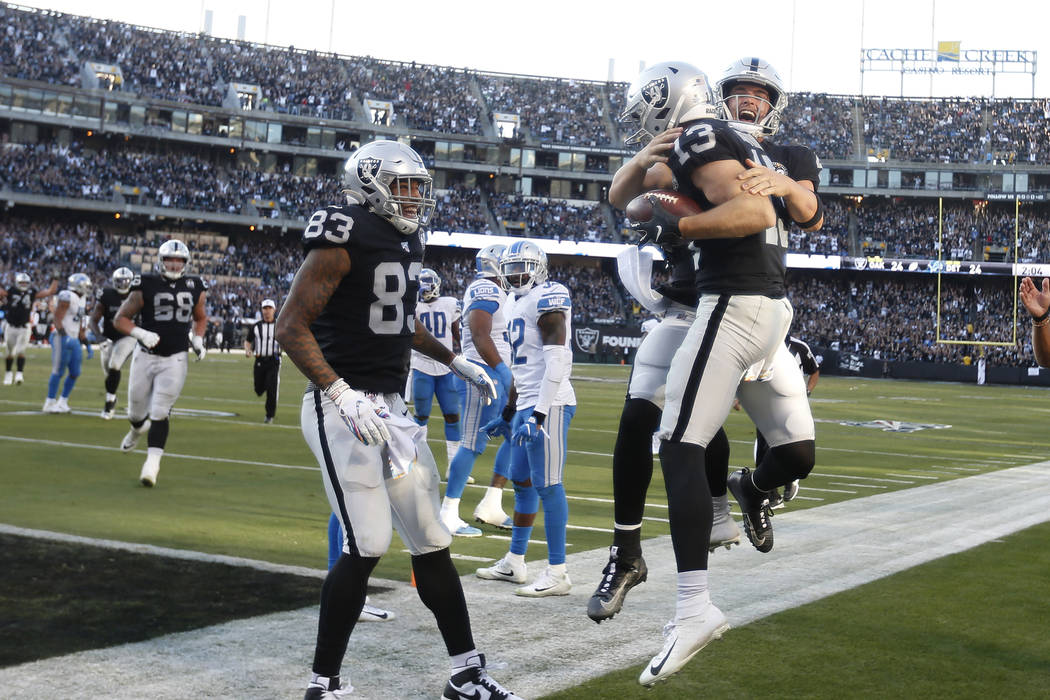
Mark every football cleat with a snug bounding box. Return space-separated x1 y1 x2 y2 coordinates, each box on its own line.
358 596 395 622
3 371 12 385
444 516 482 537
476 555 527 584
638 606 731 686
783 479 800 502
54 397 71 413
474 503 513 529
515 566 571 597
443 654 523 700
587 546 647 623
14 372 24 385
303 675 352 699
727 468 774 553
767 486 785 510
709 494 741 552
120 419 151 452
140 454 161 488
101 399 116 420
42 398 59 413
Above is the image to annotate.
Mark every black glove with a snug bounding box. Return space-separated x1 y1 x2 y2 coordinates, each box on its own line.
630 195 683 247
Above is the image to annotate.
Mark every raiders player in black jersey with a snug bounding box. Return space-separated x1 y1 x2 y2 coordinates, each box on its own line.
113 240 208 488
89 267 137 419
274 140 520 700
1 273 59 385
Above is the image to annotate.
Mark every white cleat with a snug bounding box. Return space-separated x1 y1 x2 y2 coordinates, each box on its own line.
476 555 527 584
638 605 731 686
3 371 13 385
515 566 572 597
709 494 742 552
100 408 115 420
473 503 513 529
120 419 151 452
54 397 71 413
140 454 161 488
42 398 59 413
358 596 395 622
14 371 24 385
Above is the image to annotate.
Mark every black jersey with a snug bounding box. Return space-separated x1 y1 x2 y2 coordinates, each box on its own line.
656 242 700 308
761 140 822 230
95 286 130 341
4 286 37 326
303 204 425 394
133 273 207 356
670 118 786 298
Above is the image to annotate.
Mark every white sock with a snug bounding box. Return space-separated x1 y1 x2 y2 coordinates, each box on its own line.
440 497 460 521
147 447 164 461
549 562 567 577
445 439 459 466
451 650 481 671
675 569 710 621
479 486 502 508
106 392 117 402
505 551 525 567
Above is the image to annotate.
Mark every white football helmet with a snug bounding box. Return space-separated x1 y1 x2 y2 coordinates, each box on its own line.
112 266 135 294
14 272 31 291
156 239 191 280
715 57 788 138
475 243 506 279
499 240 548 294
67 272 92 297
619 62 719 147
418 268 441 302
342 140 436 235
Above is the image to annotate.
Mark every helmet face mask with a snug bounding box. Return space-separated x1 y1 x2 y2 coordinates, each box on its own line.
342 141 436 235
499 240 548 294
112 266 135 294
156 239 191 280
67 272 92 297
418 268 441 302
620 62 719 147
14 272 31 291
715 57 788 138
475 244 506 280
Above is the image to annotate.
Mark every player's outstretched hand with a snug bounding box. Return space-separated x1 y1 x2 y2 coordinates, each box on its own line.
513 413 548 445
1020 276 1050 320
631 196 683 248
326 378 391 446
451 355 497 405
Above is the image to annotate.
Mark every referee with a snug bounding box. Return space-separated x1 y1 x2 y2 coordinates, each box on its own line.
245 299 281 423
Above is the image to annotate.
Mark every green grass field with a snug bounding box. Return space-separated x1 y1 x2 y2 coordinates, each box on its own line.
2 346 1050 695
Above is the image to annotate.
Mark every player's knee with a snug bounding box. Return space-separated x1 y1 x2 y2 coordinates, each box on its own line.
354 528 395 558
620 397 662 434
706 427 730 473
442 413 459 425
512 481 539 514
772 439 815 480
413 414 429 426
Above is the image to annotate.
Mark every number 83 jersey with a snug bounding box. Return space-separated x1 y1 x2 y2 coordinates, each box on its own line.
133 272 207 356
304 204 425 394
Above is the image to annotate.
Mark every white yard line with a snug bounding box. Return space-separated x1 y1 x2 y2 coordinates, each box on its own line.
2 460 1049 699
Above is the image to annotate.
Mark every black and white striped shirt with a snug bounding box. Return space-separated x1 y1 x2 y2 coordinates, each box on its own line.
250 320 280 357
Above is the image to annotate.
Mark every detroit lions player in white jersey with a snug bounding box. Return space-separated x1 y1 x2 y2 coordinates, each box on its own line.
476 240 576 597
441 244 515 534
410 268 464 486
42 273 92 413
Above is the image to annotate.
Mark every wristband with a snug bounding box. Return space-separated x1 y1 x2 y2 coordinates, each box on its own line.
1034 317 1050 328
501 401 517 422
531 410 546 427
1034 307 1050 323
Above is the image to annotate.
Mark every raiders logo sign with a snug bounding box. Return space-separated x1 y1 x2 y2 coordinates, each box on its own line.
641 77 669 108
357 157 382 184
575 327 600 354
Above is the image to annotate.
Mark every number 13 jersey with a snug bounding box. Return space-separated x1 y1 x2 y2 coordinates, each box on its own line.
133 273 207 356
303 204 425 395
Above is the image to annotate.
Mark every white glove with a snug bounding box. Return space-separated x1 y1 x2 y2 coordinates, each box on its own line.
191 334 206 361
326 378 391 446
450 355 497 406
130 327 160 349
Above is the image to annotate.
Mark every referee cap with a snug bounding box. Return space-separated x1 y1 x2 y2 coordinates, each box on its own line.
261 299 276 309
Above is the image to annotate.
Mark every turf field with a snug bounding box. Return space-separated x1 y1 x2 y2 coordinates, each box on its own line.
2 346 1049 697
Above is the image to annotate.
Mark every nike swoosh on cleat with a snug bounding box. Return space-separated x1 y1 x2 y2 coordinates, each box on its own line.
446 686 482 700
649 639 677 676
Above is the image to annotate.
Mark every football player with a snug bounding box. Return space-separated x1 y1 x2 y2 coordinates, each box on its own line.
409 267 468 528
441 244 515 534
113 240 208 488
475 241 576 598
42 273 92 413
89 267 137 419
1 272 59 385
273 140 520 700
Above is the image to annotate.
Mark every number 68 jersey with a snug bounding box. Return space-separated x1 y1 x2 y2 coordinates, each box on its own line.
132 272 207 356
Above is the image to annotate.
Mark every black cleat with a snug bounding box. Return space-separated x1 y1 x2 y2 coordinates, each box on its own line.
727 468 774 553
443 654 523 700
587 546 648 623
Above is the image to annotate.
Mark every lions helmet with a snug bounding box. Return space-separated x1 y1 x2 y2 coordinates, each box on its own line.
342 140 436 235
418 268 441 302
619 62 719 147
156 239 190 280
499 240 548 294
715 57 788 138
67 272 92 297
112 266 135 294
475 243 506 279
14 272 31 291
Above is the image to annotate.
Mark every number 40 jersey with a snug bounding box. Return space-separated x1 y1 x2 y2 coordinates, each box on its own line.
133 273 207 356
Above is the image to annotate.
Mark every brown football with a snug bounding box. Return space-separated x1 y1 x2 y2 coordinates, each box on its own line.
626 189 703 223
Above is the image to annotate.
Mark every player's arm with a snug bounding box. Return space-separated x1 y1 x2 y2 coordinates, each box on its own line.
413 318 454 364
451 308 462 353
608 128 681 208
275 247 349 388
34 278 60 299
806 369 820 395
417 316 499 404
114 290 159 348
678 160 776 239
737 158 822 230
190 291 208 360
244 330 253 357
1020 276 1050 367
531 309 571 425
53 297 70 335
88 299 105 339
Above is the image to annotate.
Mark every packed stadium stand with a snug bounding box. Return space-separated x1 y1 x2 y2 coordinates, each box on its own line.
2 2 1047 378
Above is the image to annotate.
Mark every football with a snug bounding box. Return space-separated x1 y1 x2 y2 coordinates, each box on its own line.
625 189 703 223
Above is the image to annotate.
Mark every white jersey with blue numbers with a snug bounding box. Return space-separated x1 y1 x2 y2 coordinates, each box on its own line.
461 277 512 366
55 290 85 337
508 280 576 408
411 295 461 376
